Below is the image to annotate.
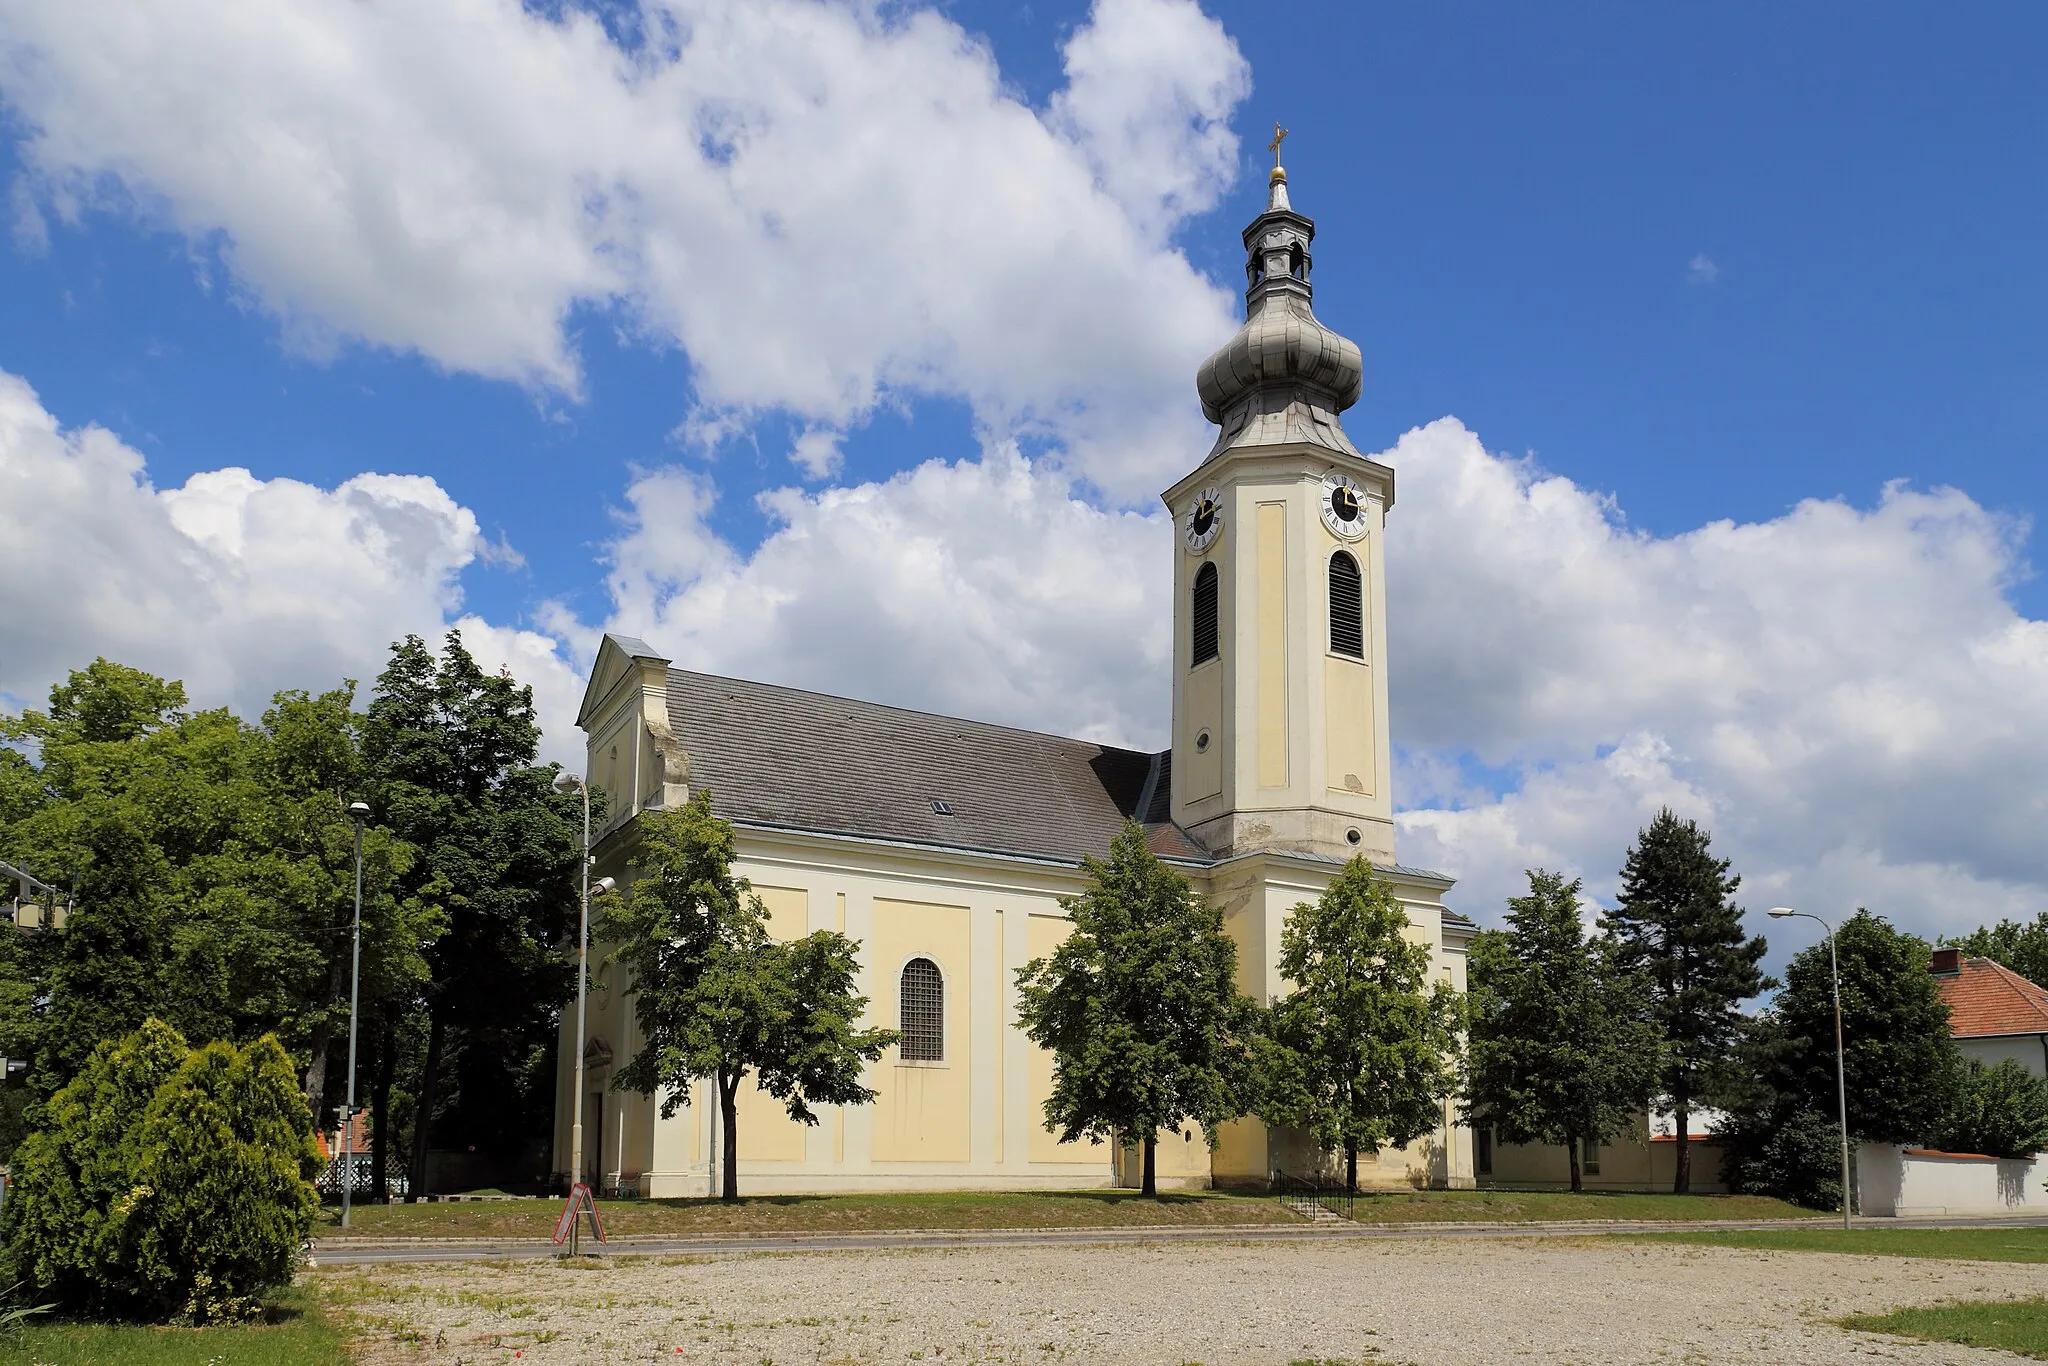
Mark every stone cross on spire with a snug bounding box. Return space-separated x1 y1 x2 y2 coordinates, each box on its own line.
1267 122 1288 167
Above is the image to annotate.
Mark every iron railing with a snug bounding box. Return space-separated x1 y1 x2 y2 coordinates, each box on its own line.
1273 1169 1355 1221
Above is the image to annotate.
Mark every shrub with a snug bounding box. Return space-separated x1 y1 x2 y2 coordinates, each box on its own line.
1722 1105 1844 1211
1 1020 318 1322
1936 1058 2048 1159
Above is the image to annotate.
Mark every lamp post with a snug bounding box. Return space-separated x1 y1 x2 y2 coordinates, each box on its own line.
552 771 615 1202
341 800 371 1228
1768 907 1852 1231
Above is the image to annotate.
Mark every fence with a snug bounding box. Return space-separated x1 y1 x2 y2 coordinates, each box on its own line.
1273 1169 1355 1221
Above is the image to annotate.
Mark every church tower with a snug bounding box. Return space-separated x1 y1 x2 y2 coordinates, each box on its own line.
1164 152 1396 865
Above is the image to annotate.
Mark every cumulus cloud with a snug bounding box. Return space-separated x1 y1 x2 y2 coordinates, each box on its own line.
0 0 1246 498
1382 418 2048 944
0 368 584 764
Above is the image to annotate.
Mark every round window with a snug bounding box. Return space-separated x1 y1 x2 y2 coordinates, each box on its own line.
1195 730 1212 753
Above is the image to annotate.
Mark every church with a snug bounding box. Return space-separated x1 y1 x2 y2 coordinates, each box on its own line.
553 155 1478 1196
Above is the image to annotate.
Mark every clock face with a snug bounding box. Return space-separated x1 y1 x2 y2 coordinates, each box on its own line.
1184 487 1224 553
1320 472 1369 541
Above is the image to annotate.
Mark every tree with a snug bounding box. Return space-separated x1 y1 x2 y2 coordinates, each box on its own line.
1775 910 1957 1146
1015 822 1254 1196
1465 870 1660 1191
1602 809 1768 1193
1937 1058 2048 1159
361 632 584 1198
607 793 894 1200
3 1019 318 1322
1252 858 1462 1192
1945 914 2048 990
0 662 429 1111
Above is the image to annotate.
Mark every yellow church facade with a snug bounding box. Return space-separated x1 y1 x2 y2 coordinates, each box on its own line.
553 161 1478 1197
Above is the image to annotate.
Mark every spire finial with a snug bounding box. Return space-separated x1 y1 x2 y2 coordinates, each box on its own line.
1267 122 1288 169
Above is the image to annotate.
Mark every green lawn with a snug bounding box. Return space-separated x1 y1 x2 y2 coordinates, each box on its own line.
318 1188 1302 1239
1628 1225 2048 1264
0 1290 347 1366
1842 1298 2048 1358
1337 1189 1809 1224
315 1187 1810 1241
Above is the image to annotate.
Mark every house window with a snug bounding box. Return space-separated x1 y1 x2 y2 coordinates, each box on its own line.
1329 551 1363 658
1582 1137 1600 1176
1191 562 1220 666
899 958 944 1061
1476 1126 1493 1176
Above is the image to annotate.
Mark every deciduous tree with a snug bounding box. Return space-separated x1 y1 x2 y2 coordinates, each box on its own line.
1465 870 1659 1191
1254 858 1462 1192
607 793 894 1200
1015 822 1254 1196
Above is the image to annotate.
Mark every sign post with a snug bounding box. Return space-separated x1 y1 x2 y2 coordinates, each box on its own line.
552 1182 605 1256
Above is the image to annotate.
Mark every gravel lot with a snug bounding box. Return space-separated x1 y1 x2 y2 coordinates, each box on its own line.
326 1235 2044 1364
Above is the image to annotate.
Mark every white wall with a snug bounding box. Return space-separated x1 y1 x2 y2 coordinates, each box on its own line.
1857 1143 2048 1218
1959 1034 2048 1078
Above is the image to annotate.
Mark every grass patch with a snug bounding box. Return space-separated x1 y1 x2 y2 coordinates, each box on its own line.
317 1188 1302 1239
1842 1297 2048 1357
1338 1189 1810 1224
315 1187 1811 1241
1627 1225 2048 1264
0 1288 348 1365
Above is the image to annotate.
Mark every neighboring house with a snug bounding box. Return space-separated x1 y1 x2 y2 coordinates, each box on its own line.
1479 1111 1729 1194
555 163 1480 1199
1931 948 2048 1077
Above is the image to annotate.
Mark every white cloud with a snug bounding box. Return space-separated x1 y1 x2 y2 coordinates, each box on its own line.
1688 252 1719 284
0 367 583 766
788 427 845 480
0 0 1247 499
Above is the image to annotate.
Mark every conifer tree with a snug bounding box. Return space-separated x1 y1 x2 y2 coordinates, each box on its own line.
1015 822 1254 1196
1254 859 1462 1192
607 793 894 1200
1465 870 1659 1191
1603 809 1767 1193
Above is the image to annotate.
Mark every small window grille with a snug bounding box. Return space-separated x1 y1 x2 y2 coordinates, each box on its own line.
1191 562 1220 666
899 958 944 1061
1329 551 1363 658
930 799 954 816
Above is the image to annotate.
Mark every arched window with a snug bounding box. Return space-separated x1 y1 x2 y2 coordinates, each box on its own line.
899 958 944 1061
1191 561 1220 667
1288 242 1307 280
1329 551 1364 658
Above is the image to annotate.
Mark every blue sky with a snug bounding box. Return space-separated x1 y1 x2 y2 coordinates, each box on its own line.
3 0 2045 938
9 2 2044 628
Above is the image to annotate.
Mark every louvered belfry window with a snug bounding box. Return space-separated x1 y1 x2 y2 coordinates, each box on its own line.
1329 551 1364 658
899 958 944 1061
1191 562 1220 666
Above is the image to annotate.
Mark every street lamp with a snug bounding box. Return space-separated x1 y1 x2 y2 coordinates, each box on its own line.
1768 907 1852 1231
553 771 615 1202
341 800 371 1229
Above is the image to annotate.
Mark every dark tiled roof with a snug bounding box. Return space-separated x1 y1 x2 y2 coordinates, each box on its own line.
665 670 1206 865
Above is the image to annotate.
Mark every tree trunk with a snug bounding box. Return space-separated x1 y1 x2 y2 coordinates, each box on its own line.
1566 1130 1583 1192
1141 1133 1157 1198
1346 1143 1358 1196
719 1066 740 1203
370 1018 396 1204
301 950 350 1119
1672 1082 1692 1195
405 1008 445 1204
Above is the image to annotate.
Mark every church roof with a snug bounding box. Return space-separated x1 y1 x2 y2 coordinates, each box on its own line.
662 668 1208 866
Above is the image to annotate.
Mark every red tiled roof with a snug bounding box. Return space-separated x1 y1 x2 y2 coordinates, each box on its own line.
1935 957 2048 1038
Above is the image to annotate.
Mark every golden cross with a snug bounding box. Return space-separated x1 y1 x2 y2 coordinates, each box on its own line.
1268 122 1289 166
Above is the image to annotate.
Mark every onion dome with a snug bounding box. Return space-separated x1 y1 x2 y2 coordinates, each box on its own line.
1194 162 1364 458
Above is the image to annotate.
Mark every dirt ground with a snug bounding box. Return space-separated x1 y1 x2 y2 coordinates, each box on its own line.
322 1235 2046 1364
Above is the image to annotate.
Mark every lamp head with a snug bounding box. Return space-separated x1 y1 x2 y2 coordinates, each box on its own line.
347 801 371 822
594 876 617 895
1768 907 1797 919
553 772 583 795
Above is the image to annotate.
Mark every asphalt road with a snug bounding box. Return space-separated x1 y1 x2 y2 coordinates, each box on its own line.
309 1211 2048 1266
